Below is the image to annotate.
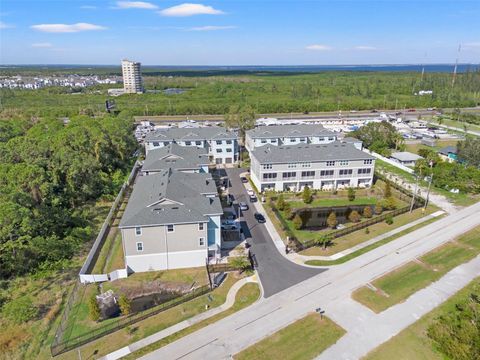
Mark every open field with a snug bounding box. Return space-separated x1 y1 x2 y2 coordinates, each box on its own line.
352 226 480 313
363 277 480 360
123 282 260 359
234 313 345 360
404 139 462 155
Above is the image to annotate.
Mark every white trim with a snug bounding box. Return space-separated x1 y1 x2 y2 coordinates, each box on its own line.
125 248 207 258
167 224 175 233
199 237 205 246
136 242 144 251
198 223 204 231
135 226 142 236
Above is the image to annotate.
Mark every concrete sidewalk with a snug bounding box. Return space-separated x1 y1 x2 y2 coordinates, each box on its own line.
317 255 480 360
101 275 259 360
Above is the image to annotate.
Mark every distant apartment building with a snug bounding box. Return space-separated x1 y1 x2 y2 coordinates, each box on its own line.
144 127 239 165
121 59 143 94
250 141 375 192
245 124 338 152
119 170 223 272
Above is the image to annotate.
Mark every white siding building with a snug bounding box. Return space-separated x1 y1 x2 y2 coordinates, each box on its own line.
144 127 239 165
250 141 375 192
121 59 143 94
245 124 337 152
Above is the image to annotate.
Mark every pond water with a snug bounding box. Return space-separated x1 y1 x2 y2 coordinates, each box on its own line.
295 204 374 229
130 291 182 313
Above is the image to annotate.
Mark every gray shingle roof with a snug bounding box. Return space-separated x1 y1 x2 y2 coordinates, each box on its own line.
438 146 457 155
390 152 423 162
142 143 209 172
119 170 222 228
246 124 335 139
145 126 236 142
251 141 374 164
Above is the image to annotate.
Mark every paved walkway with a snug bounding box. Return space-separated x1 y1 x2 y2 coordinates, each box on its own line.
101 275 259 360
137 202 480 360
317 254 480 360
289 210 445 262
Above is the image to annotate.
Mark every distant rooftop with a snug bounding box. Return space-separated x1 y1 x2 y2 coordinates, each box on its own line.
142 143 209 172
390 151 423 162
438 146 457 155
119 170 222 228
145 126 236 142
251 141 374 164
247 124 335 138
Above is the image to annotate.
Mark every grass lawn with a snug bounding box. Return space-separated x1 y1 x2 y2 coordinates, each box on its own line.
55 273 248 360
433 117 480 132
288 196 377 208
123 282 261 359
363 277 480 360
234 313 345 360
352 226 480 313
104 232 125 273
300 206 437 256
404 139 461 155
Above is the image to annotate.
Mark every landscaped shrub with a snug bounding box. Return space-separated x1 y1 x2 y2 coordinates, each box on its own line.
230 256 251 272
302 186 313 204
327 212 337 229
363 206 373 218
348 210 361 223
293 214 303 230
276 194 286 211
118 294 132 316
1 296 38 324
283 203 293 219
385 214 394 225
375 203 383 215
365 227 370 234
88 294 101 321
382 196 397 210
384 181 392 198
348 187 356 201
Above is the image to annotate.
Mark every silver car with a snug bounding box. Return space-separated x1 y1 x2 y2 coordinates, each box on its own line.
239 202 249 211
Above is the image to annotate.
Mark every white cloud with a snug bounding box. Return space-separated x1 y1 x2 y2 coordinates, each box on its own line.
0 21 14 29
31 23 107 33
188 25 236 31
80 5 97 10
32 42 53 48
306 44 331 51
115 1 158 9
354 45 377 50
159 3 224 17
464 42 480 48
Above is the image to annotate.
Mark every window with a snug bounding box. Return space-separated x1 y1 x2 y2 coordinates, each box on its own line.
339 169 353 175
282 172 296 179
289 138 296 143
263 164 272 170
195 141 201 146
326 161 335 166
270 139 276 143
301 171 315 178
339 160 349 166
288 163 297 169
358 168 371 175
216 140 222 145
320 170 334 176
216 149 222 153
135 227 142 236
167 224 174 232
364 159 373 165
153 142 159 146
299 138 306 142
328 137 335 141
164 141 170 145
199 223 204 231
263 173 277 179
136 242 143 251
301 162 311 168
261 139 267 144
199 237 205 246
226 148 232 152
185 141 191 146
226 140 232 144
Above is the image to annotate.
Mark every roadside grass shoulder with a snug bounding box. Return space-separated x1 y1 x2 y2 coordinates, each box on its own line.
352 226 480 313
122 282 260 360
363 277 480 360
234 313 345 360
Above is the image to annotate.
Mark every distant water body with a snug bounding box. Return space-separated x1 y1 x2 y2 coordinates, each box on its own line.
2 64 479 73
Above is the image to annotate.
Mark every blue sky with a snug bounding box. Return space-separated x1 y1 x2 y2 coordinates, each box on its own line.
0 0 479 65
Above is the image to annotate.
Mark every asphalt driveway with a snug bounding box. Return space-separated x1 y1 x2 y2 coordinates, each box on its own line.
225 168 325 297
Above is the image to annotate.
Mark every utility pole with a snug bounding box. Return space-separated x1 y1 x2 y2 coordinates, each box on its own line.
409 173 420 213
424 161 433 210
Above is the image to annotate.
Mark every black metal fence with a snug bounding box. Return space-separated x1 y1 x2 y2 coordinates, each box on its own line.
50 285 211 357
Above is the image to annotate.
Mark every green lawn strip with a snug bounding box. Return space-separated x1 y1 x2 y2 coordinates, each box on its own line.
353 226 480 313
375 159 416 182
234 313 345 360
305 215 444 266
352 262 441 313
457 226 480 249
363 277 480 360
104 232 125 273
91 229 118 273
56 274 245 360
122 282 260 360
301 206 436 256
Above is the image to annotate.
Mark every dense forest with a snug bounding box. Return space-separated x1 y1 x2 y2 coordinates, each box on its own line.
1 70 479 117
0 112 137 279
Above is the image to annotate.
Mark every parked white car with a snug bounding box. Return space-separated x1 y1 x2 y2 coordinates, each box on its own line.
221 220 239 230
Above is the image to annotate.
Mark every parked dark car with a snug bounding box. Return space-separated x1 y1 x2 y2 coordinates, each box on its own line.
254 213 266 223
241 176 248 183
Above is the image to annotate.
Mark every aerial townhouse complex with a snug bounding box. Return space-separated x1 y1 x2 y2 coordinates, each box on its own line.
144 127 239 165
245 124 338 151
119 168 223 273
250 141 375 192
